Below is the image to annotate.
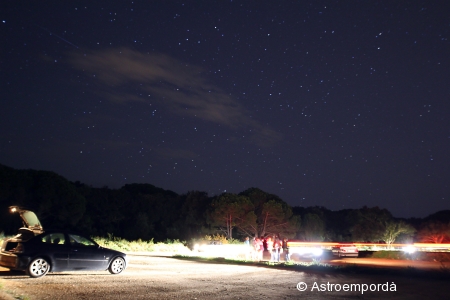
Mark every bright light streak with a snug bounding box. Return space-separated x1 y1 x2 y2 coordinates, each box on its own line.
290 246 323 257
403 245 416 254
287 241 450 252
312 248 323 256
193 244 249 259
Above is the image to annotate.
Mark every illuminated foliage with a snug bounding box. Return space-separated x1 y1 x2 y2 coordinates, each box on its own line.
417 221 450 243
207 193 256 239
239 188 299 238
381 220 415 246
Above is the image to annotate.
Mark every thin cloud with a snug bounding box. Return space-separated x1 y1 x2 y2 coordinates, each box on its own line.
69 48 282 146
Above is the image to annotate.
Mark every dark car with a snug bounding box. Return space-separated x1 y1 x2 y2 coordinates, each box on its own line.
0 207 128 278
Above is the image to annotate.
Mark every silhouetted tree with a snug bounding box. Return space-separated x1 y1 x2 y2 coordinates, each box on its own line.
301 213 326 241
0 164 86 231
178 191 212 239
349 206 392 242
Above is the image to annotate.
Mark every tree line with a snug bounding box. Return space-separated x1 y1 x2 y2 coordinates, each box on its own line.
0 164 449 244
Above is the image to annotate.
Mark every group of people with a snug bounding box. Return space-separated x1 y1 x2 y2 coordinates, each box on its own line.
244 236 290 263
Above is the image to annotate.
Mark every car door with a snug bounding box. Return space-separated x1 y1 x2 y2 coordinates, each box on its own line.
67 234 108 271
38 233 69 271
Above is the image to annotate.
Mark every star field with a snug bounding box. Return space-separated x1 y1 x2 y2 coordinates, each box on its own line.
1 1 449 218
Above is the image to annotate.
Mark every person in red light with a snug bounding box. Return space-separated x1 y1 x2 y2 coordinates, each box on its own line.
272 238 282 263
253 238 264 262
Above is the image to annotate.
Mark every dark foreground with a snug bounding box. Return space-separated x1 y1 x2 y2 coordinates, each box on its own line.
1 255 449 299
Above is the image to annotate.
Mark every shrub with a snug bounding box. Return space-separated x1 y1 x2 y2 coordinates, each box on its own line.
371 251 405 260
203 234 229 244
93 234 190 254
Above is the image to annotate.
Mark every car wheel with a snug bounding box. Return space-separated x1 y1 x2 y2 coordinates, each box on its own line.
108 257 126 274
27 257 50 278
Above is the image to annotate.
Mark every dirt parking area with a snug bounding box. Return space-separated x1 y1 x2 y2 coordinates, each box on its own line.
1 254 449 299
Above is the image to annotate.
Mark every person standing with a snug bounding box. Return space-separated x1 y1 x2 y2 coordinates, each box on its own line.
258 238 264 261
282 238 290 262
244 237 251 260
266 237 274 262
273 238 281 263
250 237 257 261
254 238 263 262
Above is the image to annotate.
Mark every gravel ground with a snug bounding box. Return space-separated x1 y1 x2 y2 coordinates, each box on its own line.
1 255 449 299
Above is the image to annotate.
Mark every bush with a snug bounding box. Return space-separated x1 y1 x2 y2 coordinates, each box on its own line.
202 234 229 244
371 251 407 260
93 234 190 254
199 234 243 245
370 251 450 262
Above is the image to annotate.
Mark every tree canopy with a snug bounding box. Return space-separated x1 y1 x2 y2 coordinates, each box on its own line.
0 164 448 243
207 193 256 239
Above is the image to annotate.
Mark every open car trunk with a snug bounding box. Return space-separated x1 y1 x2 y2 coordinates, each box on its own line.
9 206 44 241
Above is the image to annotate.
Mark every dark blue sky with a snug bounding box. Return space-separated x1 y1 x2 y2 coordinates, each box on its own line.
2 1 449 218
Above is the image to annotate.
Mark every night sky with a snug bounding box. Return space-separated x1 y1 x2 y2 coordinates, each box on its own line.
2 1 449 218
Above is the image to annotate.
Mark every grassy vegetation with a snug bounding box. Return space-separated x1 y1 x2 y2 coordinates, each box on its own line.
370 251 450 262
370 251 408 260
197 234 242 244
92 234 450 266
93 234 191 253
92 233 244 254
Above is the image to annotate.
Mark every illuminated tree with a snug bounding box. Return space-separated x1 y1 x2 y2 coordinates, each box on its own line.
239 188 299 238
256 200 295 237
207 193 256 239
417 221 450 243
381 220 415 246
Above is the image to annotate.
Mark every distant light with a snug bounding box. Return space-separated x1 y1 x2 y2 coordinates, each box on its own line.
291 246 323 257
312 248 323 256
403 245 416 254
